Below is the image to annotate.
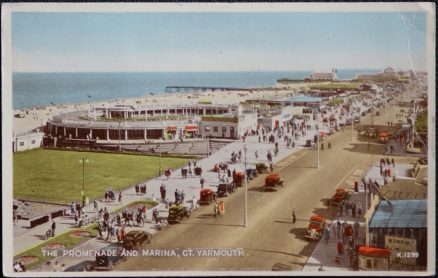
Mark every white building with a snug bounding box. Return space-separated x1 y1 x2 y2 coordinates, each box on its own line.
258 105 301 130
13 130 44 152
309 72 337 81
199 106 257 139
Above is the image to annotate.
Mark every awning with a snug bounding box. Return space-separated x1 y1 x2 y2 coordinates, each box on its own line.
185 125 198 132
358 246 391 257
167 125 177 131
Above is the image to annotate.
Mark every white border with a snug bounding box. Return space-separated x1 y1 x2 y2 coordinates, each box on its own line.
2 2 436 277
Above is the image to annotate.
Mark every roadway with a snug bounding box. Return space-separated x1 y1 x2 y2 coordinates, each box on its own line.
115 97 415 271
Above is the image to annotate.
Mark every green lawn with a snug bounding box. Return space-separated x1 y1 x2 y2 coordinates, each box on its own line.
13 149 187 204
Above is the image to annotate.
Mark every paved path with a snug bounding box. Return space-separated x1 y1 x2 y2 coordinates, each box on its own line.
14 115 327 255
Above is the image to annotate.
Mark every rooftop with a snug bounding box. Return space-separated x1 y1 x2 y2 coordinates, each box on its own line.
286 96 323 103
369 199 427 228
379 180 427 200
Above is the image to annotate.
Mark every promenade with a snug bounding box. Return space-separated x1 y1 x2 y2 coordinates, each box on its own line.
14 114 329 257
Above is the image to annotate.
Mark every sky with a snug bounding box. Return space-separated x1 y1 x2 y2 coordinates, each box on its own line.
11 12 427 72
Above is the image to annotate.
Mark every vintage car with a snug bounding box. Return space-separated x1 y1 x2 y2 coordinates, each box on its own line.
264 173 284 192
199 188 215 205
233 171 245 187
256 163 268 174
123 230 152 250
216 183 236 197
378 131 392 143
167 205 191 223
304 215 327 241
93 245 126 271
365 127 378 138
246 168 258 180
329 188 350 206
305 139 313 147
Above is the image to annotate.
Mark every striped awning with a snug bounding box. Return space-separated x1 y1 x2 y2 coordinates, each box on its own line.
185 125 198 132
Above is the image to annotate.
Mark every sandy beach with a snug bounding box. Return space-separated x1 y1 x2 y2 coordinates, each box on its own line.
13 83 307 136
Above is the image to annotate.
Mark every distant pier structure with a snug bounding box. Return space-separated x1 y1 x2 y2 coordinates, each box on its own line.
165 86 252 93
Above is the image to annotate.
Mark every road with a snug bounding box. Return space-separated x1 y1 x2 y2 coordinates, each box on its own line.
115 99 414 272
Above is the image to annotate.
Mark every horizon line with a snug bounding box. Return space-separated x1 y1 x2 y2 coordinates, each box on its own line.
12 68 391 74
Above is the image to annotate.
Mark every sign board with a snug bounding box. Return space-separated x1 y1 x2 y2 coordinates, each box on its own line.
384 236 418 265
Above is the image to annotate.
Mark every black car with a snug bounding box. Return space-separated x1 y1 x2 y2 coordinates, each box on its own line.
94 245 126 271
123 230 152 250
217 182 236 197
167 205 191 223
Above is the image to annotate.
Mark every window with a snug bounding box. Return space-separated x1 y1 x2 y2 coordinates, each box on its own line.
366 259 372 269
222 127 227 132
213 127 218 132
31 140 36 144
19 142 24 146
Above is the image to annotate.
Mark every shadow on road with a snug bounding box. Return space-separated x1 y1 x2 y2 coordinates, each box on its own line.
343 142 385 156
312 208 336 221
179 221 242 228
245 248 303 258
273 219 307 225
288 227 308 240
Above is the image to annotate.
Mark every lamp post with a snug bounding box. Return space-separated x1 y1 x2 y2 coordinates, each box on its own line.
158 143 162 177
351 112 354 141
79 157 88 207
118 120 122 151
317 133 320 169
244 144 248 227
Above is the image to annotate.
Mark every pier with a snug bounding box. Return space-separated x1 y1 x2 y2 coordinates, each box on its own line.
165 86 252 93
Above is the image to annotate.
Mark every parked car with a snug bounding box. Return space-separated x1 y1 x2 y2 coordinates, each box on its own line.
217 183 236 197
256 163 268 174
328 188 350 206
233 171 245 187
93 245 126 271
199 189 215 205
167 205 191 223
304 215 327 241
123 230 152 250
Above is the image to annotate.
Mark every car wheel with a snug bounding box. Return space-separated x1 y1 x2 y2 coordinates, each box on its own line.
108 261 114 270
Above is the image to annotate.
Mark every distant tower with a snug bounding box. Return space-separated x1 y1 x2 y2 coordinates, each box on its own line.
331 68 338 80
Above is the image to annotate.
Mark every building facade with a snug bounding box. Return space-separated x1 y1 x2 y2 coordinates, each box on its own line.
13 130 44 152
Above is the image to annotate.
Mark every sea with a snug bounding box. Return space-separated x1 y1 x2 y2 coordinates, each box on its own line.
12 69 380 109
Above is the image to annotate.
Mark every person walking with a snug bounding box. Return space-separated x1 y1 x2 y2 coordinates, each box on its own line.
292 208 297 224
181 190 186 204
328 141 331 150
93 199 99 214
200 177 205 189
255 150 258 160
118 192 122 203
336 219 341 239
51 220 56 237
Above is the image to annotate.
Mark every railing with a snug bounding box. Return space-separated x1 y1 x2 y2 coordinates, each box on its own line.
49 118 197 128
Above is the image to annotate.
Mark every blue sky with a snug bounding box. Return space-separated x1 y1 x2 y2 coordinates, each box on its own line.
12 12 427 72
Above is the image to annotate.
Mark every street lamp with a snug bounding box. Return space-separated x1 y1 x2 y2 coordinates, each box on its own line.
317 133 320 169
79 157 88 207
244 144 248 227
158 143 162 177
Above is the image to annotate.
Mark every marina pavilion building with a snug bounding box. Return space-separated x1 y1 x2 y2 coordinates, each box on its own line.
46 103 250 142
